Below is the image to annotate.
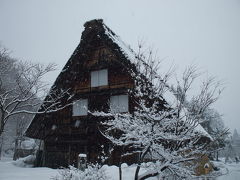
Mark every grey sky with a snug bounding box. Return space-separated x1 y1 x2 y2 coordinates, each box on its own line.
0 0 239 132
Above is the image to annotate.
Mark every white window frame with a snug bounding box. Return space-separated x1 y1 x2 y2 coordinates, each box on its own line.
72 99 88 116
110 95 129 113
91 69 108 87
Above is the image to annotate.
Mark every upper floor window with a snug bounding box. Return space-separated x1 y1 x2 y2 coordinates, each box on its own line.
72 99 88 116
91 69 108 87
110 95 129 113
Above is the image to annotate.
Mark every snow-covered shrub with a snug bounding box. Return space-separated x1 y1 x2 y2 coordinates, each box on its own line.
12 155 36 167
52 164 108 180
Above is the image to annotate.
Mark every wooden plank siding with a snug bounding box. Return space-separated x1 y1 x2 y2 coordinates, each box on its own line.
39 46 136 167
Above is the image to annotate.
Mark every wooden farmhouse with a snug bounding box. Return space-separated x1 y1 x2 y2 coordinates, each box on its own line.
25 19 158 168
25 19 211 171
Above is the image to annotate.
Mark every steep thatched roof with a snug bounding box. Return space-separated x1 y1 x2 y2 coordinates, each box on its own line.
25 19 145 139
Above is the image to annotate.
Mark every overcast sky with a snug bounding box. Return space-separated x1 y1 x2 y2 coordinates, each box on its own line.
0 0 239 133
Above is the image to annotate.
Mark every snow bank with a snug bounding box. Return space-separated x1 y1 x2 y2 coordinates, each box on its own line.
0 158 58 180
12 155 35 167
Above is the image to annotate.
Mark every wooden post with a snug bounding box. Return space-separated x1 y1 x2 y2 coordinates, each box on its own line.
68 144 71 165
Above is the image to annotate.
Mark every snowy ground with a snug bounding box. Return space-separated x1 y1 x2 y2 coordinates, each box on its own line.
1 157 240 180
215 161 240 180
0 157 57 180
0 157 156 180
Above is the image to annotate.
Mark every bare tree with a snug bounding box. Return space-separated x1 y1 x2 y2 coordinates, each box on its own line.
12 113 34 160
0 47 72 138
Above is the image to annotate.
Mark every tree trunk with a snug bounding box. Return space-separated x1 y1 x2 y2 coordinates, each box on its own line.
135 145 152 180
134 164 141 180
0 127 3 137
13 138 19 160
0 112 4 137
119 165 122 180
0 135 4 160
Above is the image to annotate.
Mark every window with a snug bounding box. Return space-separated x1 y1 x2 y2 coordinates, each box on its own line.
110 95 129 113
72 99 88 116
91 69 108 87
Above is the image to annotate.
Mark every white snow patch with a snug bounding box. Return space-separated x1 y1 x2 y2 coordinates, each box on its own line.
12 155 35 168
0 157 58 180
210 160 240 180
78 154 87 158
20 139 36 150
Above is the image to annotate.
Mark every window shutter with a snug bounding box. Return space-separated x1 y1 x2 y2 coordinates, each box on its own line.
73 100 80 116
91 71 98 87
110 96 119 113
91 69 108 87
99 69 108 86
118 95 128 112
110 95 128 113
79 99 88 115
73 99 88 116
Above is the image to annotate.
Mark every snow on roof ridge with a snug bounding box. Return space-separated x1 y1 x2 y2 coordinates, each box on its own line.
102 23 139 64
195 123 213 140
103 23 158 84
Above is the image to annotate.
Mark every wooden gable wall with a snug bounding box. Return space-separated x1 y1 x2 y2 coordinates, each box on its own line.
27 19 142 168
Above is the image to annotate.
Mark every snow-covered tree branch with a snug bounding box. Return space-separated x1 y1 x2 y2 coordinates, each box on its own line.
93 45 224 179
0 47 72 137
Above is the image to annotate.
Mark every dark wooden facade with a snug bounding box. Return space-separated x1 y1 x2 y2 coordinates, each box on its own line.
26 19 142 168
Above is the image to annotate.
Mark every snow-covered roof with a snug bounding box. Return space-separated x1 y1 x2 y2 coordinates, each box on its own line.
103 24 138 64
103 23 150 75
194 123 213 140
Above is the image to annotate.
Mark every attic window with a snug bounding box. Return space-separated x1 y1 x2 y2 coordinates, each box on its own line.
110 95 129 113
91 69 108 87
73 99 88 116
